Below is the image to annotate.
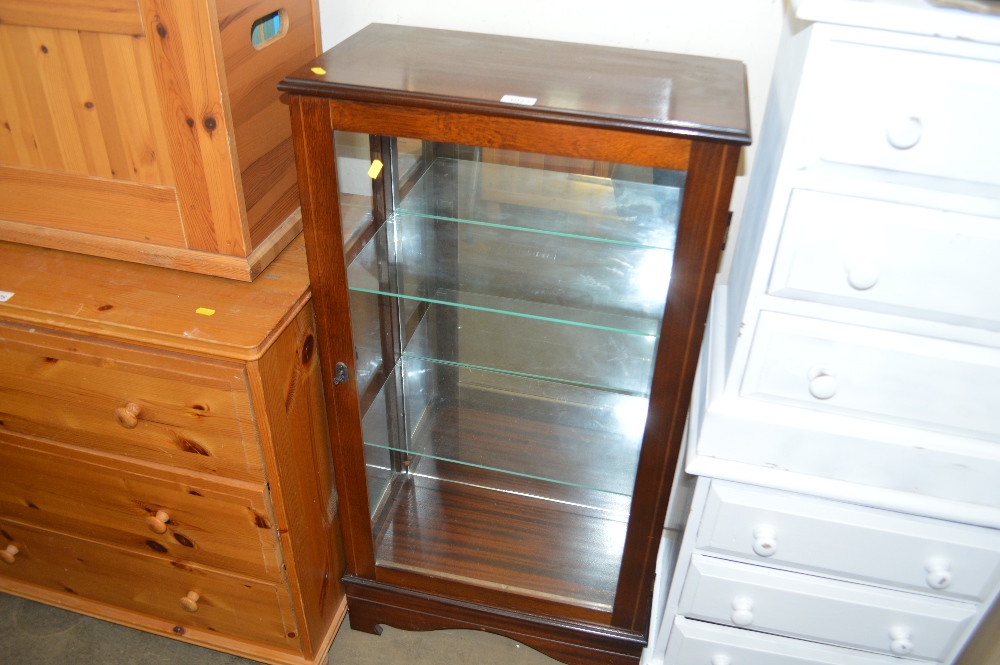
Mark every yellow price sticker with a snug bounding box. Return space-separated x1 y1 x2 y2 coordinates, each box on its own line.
368 160 383 179
310 66 326 75
195 307 216 316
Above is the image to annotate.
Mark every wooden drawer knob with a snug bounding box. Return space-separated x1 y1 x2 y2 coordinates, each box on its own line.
0 545 18 564
179 591 200 613
146 510 171 534
114 402 141 428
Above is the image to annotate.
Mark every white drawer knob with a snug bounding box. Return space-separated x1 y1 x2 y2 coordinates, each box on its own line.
890 627 913 656
807 366 838 400
926 558 953 590
886 116 923 150
731 597 754 627
711 656 732 665
752 525 778 557
846 259 880 291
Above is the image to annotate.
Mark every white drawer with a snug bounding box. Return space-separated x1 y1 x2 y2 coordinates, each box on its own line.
805 38 1000 187
664 616 905 665
697 481 1000 602
769 189 1000 331
678 555 977 662
741 311 1000 442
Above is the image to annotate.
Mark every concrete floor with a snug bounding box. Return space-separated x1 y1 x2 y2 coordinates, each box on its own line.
0 591 561 665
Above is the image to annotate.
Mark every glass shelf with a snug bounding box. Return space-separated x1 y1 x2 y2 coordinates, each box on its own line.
361 355 647 503
398 158 682 250
350 295 657 396
347 214 672 337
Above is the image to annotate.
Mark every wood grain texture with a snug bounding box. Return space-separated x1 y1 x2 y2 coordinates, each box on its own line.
0 233 309 358
344 577 645 665
0 518 301 652
0 236 347 664
0 321 264 481
0 572 343 665
249 306 346 661
0 0 144 35
0 165 184 245
0 25 175 184
612 140 741 631
0 436 282 580
327 99 690 172
215 0 314 247
139 0 247 255
372 473 621 619
290 95 377 578
280 24 750 144
0 209 302 282
0 1 314 276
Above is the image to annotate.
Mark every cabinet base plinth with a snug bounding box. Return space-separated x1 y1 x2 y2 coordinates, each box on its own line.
343 576 645 665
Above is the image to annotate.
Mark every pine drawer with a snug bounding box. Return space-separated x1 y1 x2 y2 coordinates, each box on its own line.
0 518 300 652
0 321 265 482
0 437 283 581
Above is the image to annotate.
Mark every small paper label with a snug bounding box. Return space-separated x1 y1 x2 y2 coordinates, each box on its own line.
0 291 13 302
310 66 327 75
195 307 216 316
368 160 383 179
500 94 537 106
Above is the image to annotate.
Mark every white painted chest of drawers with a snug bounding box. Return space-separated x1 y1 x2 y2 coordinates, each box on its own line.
644 1 1000 664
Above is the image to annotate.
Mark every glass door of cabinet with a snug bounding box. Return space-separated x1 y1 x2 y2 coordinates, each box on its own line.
338 135 684 613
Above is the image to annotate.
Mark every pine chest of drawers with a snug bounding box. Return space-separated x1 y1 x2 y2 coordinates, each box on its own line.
0 234 346 665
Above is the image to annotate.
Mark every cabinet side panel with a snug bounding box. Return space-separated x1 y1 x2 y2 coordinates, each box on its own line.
216 0 316 248
614 140 742 632
289 94 377 577
725 17 811 370
248 305 346 660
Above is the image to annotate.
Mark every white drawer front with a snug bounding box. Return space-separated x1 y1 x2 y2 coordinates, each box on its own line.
806 39 1000 186
697 481 1000 602
678 555 977 661
769 189 1000 331
664 616 905 665
741 312 1000 442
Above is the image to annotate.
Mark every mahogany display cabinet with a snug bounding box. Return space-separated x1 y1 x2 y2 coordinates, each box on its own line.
280 24 750 665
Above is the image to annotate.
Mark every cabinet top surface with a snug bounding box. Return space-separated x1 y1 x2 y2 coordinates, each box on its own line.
280 24 750 144
0 236 311 360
